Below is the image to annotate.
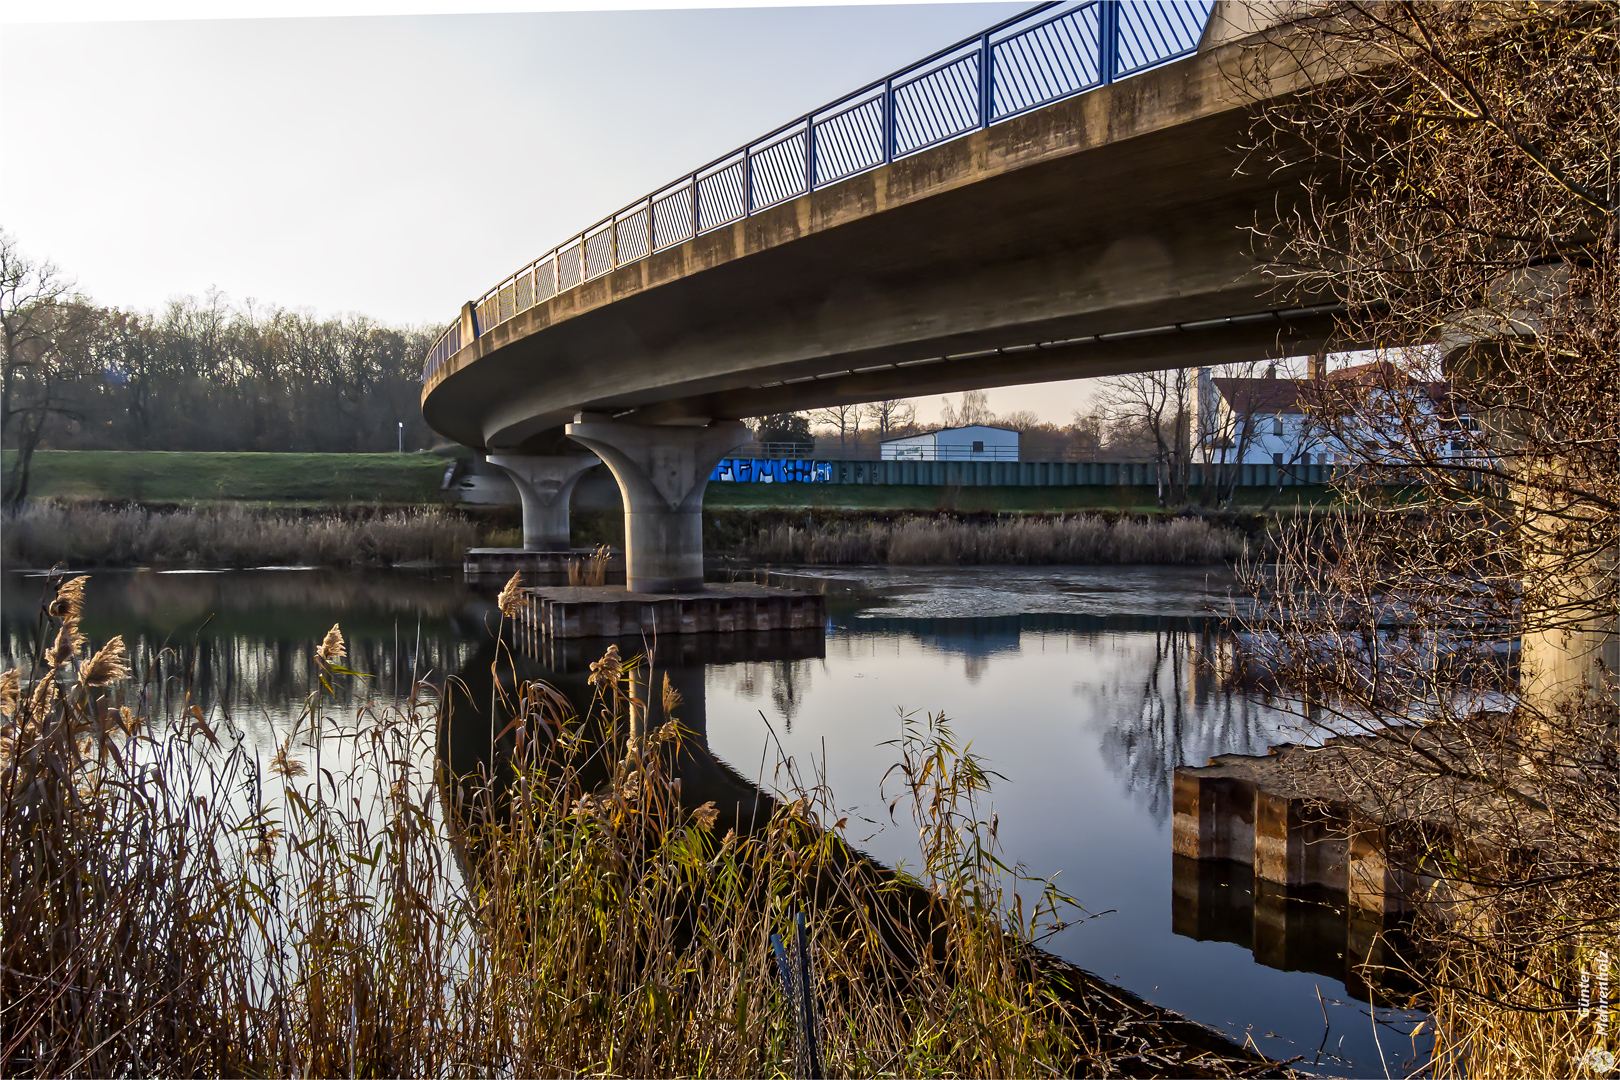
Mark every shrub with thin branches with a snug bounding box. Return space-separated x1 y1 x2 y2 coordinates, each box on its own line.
1235 3 1620 1074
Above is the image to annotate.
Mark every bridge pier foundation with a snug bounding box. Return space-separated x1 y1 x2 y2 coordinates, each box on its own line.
486 454 600 550
563 416 749 593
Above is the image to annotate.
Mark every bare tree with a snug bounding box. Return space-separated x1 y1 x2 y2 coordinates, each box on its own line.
1097 368 1194 506
1 234 89 508
1234 4 1619 1072
809 403 861 455
862 397 915 440
939 390 993 428
1195 359 1283 507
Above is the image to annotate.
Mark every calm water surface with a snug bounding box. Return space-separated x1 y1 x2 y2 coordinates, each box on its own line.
1 564 1425 1077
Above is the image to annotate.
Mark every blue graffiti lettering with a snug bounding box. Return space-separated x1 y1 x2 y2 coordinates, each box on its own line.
708 458 831 483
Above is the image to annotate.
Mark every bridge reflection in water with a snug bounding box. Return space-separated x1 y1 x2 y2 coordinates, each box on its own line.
439 620 827 838
438 564 1423 1078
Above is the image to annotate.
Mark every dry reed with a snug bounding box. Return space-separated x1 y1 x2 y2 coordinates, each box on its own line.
567 543 612 586
0 500 479 568
0 573 1278 1077
738 513 1247 565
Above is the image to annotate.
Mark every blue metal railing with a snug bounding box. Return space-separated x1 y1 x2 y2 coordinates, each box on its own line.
422 0 1215 383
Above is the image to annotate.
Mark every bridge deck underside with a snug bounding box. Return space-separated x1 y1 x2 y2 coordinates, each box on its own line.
423 43 1337 453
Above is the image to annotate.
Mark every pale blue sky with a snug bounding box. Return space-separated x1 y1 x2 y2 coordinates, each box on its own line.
2 1 1115 424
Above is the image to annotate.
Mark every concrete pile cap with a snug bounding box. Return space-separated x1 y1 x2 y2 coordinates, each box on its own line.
1184 727 1550 841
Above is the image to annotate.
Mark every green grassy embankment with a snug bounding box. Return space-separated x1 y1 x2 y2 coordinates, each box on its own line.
2 450 449 506
6 451 1336 514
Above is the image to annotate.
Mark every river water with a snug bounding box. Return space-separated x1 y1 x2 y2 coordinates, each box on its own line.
1 564 1426 1077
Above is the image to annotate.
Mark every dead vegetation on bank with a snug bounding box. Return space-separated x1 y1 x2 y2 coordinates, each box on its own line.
735 513 1249 566
0 573 1282 1078
1 500 478 568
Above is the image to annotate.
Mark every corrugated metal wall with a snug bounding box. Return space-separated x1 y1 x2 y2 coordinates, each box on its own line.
807 460 1334 487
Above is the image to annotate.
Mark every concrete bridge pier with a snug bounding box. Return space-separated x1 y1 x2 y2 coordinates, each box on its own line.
1443 298 1618 709
485 453 600 550
563 415 749 593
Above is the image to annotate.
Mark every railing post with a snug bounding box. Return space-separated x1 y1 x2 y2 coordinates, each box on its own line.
743 148 754 214
610 219 619 270
1100 0 1120 84
804 116 817 193
979 31 993 127
883 78 895 163
690 176 701 237
460 300 478 342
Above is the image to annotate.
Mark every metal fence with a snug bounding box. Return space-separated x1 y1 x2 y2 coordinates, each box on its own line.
421 0 1216 383
703 458 1338 486
809 460 1336 487
730 442 1029 461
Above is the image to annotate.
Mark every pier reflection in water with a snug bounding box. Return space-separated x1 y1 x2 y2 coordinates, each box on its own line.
441 624 826 837
1172 856 1413 1005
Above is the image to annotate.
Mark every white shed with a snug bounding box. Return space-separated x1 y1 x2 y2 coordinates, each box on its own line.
880 425 1018 462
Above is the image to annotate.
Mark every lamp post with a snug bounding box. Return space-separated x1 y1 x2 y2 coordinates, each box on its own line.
397 421 404 454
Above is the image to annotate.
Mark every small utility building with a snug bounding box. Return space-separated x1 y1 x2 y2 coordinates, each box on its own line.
880 425 1018 462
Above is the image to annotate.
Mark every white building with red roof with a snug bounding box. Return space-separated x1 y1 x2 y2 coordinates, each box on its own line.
1197 359 1477 469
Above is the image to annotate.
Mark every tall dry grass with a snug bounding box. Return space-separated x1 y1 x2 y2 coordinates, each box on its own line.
1 500 478 568
567 543 612 586
739 513 1247 565
0 573 1276 1077
1422 940 1608 1078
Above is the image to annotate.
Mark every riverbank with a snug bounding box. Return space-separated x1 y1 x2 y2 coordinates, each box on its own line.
4 501 1256 570
4 449 449 505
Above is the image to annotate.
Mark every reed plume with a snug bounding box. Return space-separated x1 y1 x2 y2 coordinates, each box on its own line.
76 636 128 688
316 622 346 662
0 669 18 718
496 570 524 615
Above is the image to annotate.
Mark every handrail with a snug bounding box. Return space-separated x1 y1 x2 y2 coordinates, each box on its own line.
422 0 1216 383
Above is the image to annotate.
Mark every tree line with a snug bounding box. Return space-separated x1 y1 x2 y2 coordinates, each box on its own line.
757 390 1123 462
2 233 438 506
759 384 1270 501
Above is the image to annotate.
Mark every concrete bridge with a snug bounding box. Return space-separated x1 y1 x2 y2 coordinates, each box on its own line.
420 0 1328 591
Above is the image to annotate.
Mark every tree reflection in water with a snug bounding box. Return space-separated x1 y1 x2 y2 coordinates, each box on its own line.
1088 623 1296 823
0 568 481 745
